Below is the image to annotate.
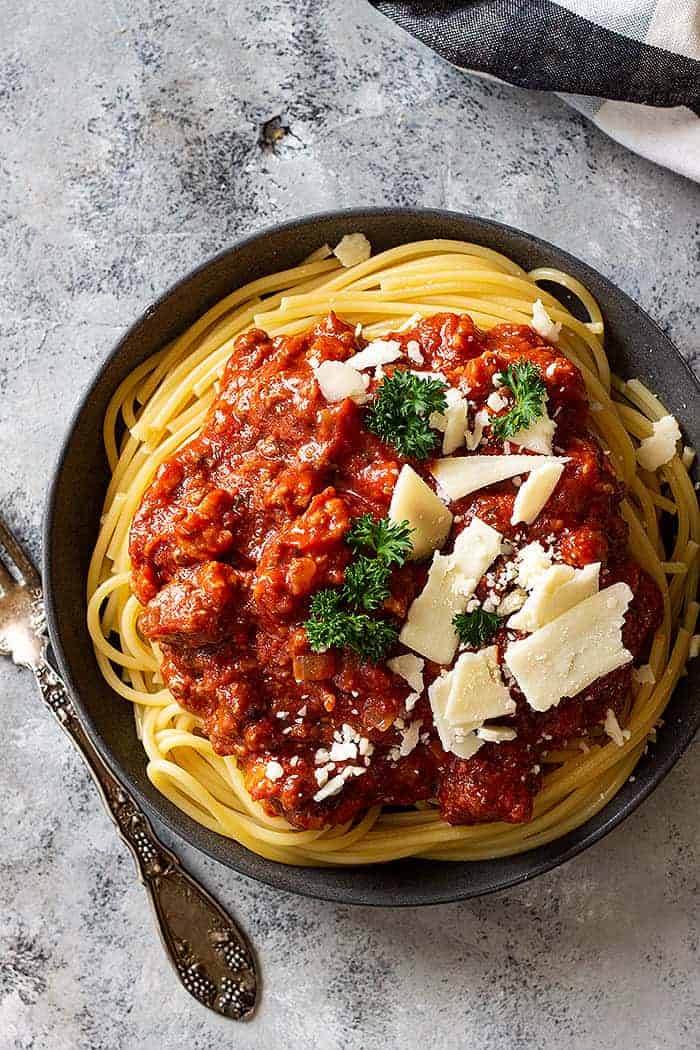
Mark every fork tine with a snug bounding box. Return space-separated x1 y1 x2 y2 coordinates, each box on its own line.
0 514 41 589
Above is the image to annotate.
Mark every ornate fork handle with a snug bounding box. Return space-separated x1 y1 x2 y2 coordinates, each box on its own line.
33 658 257 1019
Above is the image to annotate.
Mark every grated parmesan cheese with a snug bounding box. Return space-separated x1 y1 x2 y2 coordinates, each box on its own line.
313 765 366 802
515 542 554 589
531 299 562 342
329 740 358 762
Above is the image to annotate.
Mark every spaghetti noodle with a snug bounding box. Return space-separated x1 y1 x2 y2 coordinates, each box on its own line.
87 238 699 865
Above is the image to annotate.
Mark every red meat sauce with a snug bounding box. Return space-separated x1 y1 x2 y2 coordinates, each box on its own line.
130 312 662 830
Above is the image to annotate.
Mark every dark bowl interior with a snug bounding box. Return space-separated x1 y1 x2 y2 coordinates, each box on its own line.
44 209 700 906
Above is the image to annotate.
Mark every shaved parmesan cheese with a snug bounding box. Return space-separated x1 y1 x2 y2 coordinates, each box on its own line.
465 407 489 451
442 397 468 455
511 459 565 525
447 517 502 582
444 646 516 726
399 555 464 664
476 725 517 743
508 562 600 632
633 663 656 685
515 542 553 588
314 360 369 403
604 708 630 747
345 339 402 371
399 720 421 757
510 402 556 455
428 671 484 760
505 583 633 712
405 692 421 712
531 299 562 342
497 588 527 616
265 760 284 781
387 653 425 695
430 454 557 502
400 517 502 663
406 339 424 364
389 465 453 560
430 387 458 427
487 391 507 412
397 313 424 332
636 415 681 471
430 388 469 455
333 232 371 268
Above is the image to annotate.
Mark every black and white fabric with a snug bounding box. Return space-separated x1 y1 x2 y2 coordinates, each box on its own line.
370 1 700 181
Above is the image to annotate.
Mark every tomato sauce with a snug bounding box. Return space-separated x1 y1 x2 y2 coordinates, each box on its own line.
130 313 662 829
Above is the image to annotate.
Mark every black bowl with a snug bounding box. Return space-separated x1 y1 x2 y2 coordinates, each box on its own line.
44 209 700 906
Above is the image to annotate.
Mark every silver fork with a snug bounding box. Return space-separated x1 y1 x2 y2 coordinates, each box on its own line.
0 513 257 1019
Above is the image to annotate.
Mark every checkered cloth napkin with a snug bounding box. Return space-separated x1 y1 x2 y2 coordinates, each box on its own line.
370 1 700 181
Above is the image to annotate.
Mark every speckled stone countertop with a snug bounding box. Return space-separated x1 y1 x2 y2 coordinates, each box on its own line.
2 2 699 1047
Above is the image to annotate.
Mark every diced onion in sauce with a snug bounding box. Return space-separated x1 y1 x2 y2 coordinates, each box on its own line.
293 652 336 682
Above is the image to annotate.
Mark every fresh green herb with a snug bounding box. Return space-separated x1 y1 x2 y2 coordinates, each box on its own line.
341 555 391 611
303 514 412 661
452 608 501 648
305 588 398 662
491 361 546 441
365 370 448 459
346 514 413 567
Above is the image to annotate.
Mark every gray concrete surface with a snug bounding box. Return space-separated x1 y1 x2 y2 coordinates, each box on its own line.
1 2 699 1048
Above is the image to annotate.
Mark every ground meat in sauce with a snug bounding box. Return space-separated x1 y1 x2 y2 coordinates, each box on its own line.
130 312 663 830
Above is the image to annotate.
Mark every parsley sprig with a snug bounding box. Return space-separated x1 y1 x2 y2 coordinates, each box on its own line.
305 590 399 664
365 370 448 459
453 608 501 648
491 361 546 441
304 515 412 662
341 555 391 611
346 513 413 566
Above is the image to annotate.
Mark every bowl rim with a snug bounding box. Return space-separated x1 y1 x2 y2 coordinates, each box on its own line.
43 206 700 906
